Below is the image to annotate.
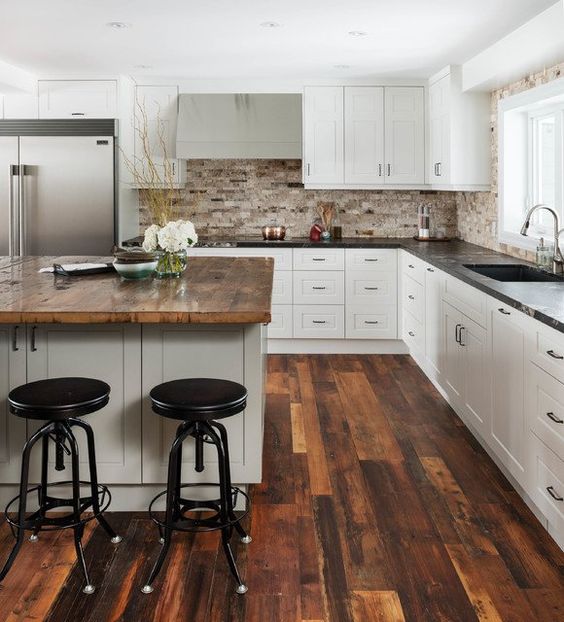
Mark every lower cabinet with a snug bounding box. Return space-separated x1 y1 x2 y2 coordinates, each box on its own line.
293 305 345 338
26 324 142 484
346 304 397 339
489 302 527 483
141 324 264 484
424 265 443 377
0 326 27 483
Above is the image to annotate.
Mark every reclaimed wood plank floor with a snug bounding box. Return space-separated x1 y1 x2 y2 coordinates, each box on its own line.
0 354 562 621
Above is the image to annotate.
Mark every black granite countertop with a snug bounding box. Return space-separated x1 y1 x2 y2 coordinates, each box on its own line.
123 235 564 333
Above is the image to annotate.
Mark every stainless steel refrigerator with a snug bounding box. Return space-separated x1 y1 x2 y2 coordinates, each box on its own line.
0 119 116 256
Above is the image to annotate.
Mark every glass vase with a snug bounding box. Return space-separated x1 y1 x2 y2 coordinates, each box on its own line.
155 250 187 278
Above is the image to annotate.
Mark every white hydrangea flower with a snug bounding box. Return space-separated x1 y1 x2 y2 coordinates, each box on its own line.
142 224 160 252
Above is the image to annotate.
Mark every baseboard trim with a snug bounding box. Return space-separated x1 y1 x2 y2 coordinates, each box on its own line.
267 339 409 354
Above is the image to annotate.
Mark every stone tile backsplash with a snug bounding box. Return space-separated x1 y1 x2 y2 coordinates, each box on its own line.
139 159 458 239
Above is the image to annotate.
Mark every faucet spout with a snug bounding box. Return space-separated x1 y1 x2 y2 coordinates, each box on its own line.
520 204 564 274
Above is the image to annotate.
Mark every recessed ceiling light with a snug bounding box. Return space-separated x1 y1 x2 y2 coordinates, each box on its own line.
334 64 351 69
260 21 281 28
134 64 152 69
106 21 129 29
348 30 367 37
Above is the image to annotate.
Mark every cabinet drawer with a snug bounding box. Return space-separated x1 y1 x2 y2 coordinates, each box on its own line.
346 305 397 339
443 274 487 328
527 362 564 460
293 248 344 271
401 252 426 285
529 436 564 535
403 310 424 353
528 324 564 384
403 274 425 324
294 271 344 305
271 271 293 305
232 247 293 271
345 249 397 272
269 305 293 339
293 305 344 338
346 270 396 305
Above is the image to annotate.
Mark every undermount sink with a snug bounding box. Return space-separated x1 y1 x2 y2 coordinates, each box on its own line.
463 264 564 282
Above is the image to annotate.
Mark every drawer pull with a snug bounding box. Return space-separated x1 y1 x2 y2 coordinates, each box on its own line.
427 267 435 272
312 258 326 262
408 295 415 300
312 286 327 290
312 320 327 324
364 287 379 291
498 308 511 315
547 486 564 502
546 411 564 424
365 321 379 325
408 331 415 337
364 258 379 262
546 350 564 360
408 264 415 269
12 326 19 352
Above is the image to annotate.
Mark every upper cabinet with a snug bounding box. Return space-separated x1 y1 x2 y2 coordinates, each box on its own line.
303 86 344 184
1 93 39 119
38 80 117 119
304 85 425 188
134 85 186 187
427 66 491 190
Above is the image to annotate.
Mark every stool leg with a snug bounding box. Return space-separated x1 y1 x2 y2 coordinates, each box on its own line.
210 421 251 544
0 423 51 582
30 433 50 543
63 423 95 595
204 423 247 594
68 418 121 544
142 423 193 594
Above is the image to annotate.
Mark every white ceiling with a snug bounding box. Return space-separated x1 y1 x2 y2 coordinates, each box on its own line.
0 0 556 80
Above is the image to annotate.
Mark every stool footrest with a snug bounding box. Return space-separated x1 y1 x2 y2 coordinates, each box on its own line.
148 483 250 533
4 481 112 532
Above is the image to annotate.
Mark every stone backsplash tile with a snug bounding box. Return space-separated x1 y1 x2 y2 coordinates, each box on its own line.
140 159 458 239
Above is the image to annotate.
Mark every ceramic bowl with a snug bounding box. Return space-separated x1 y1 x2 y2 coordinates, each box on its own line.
113 259 158 280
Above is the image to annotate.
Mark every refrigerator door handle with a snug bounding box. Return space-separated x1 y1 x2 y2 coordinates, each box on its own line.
18 164 25 256
8 165 15 256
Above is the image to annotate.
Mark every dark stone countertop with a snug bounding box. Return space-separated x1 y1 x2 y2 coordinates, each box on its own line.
123 235 564 334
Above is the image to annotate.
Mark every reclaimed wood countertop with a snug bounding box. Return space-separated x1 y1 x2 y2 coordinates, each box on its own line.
0 256 274 324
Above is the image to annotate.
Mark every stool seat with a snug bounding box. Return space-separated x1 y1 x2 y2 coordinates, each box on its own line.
150 378 247 421
9 377 110 420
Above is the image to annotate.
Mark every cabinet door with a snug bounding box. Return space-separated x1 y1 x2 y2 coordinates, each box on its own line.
384 87 425 184
424 266 443 376
26 325 142 483
428 76 450 183
0 326 27 483
442 301 464 402
303 87 344 184
142 325 248 483
490 305 526 481
134 85 184 186
2 93 39 119
38 80 117 119
344 87 384 184
461 317 490 434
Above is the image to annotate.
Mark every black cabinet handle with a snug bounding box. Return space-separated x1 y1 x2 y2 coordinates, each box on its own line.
547 350 564 360
12 326 19 352
312 258 326 262
408 331 415 337
498 308 511 315
71 112 85 116
459 326 466 347
364 321 379 325
312 320 326 324
364 258 379 262
312 286 326 290
427 267 435 272
408 264 415 269
31 326 37 352
364 287 379 291
547 486 563 502
408 295 415 300
455 323 461 344
546 411 564 424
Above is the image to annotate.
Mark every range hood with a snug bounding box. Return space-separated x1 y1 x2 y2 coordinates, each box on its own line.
176 93 302 159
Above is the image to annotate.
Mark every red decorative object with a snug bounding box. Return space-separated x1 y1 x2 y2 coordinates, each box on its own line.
309 224 323 241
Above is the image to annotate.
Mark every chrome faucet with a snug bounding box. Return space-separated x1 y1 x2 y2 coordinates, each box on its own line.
520 204 564 274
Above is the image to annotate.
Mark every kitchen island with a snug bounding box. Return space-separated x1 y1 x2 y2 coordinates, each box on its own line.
0 256 273 509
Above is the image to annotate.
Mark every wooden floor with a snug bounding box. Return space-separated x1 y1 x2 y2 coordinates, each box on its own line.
0 355 563 622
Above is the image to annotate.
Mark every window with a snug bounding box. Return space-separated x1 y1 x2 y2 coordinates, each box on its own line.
498 78 564 250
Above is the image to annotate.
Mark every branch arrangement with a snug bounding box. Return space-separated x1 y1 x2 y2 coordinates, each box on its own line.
316 201 336 231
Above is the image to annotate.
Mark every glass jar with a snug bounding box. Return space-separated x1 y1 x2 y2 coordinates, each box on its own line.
155 250 187 278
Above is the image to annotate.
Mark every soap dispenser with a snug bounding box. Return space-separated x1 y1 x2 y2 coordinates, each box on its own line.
536 237 553 270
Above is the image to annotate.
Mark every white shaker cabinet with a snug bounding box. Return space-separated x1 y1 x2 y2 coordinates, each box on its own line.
134 85 186 187
303 86 344 184
442 301 465 404
384 87 425 184
344 87 384 184
25 324 142 484
0 326 27 483
489 302 527 483
38 80 118 119
2 93 39 119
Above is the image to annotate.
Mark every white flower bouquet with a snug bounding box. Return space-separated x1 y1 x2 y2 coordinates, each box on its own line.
142 220 198 277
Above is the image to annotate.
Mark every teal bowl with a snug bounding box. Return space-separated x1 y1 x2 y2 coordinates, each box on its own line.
113 259 158 280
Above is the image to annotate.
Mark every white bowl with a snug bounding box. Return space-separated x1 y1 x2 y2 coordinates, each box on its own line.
113 259 158 280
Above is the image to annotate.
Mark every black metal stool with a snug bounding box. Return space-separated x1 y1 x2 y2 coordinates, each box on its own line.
0 377 122 594
142 378 252 595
